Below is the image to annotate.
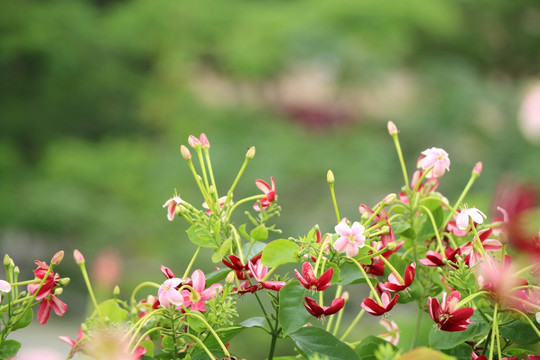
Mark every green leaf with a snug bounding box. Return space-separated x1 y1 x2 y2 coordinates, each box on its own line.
354 335 398 360
429 314 489 350
140 339 155 357
288 327 360 360
187 311 206 333
96 299 128 322
162 335 175 352
441 343 473 360
187 225 215 248
336 261 368 285
205 267 229 286
353 246 371 265
278 283 311 335
239 223 250 240
417 199 443 242
218 238 233 258
240 316 267 329
242 241 266 259
250 224 268 241
11 308 33 331
397 347 455 360
499 318 540 344
0 339 21 359
261 239 300 267
202 325 244 353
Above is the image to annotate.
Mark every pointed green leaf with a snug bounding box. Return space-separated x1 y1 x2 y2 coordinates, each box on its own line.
187 225 215 248
96 299 128 322
429 314 488 349
0 339 21 359
354 335 398 360
499 318 540 344
278 283 311 335
250 224 268 241
288 326 360 360
11 308 33 331
261 239 300 267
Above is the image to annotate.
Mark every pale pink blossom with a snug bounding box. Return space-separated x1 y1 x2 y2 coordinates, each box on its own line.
378 319 399 345
254 177 276 211
518 83 540 144
163 196 183 221
158 278 184 308
333 219 366 257
0 280 11 302
202 196 228 214
180 270 222 312
456 207 486 231
418 147 450 178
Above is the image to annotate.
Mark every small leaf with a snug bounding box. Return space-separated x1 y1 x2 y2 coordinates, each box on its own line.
240 317 267 329
140 339 155 357
0 339 21 359
205 267 229 286
354 335 398 360
96 299 128 322
288 327 360 360
278 283 311 335
441 343 473 360
250 224 268 241
261 239 300 267
187 225 215 248
242 241 266 259
11 308 33 331
187 311 206 332
499 318 540 344
239 224 250 240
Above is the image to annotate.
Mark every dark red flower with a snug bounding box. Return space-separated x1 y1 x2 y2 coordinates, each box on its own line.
160 265 177 279
379 263 416 292
28 260 60 301
361 291 399 316
222 254 262 280
419 248 460 267
302 296 344 319
295 262 333 291
428 291 473 332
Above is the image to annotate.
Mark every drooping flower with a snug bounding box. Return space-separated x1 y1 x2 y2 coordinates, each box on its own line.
456 207 487 231
428 291 474 332
253 177 276 211
418 147 450 178
28 260 60 300
361 291 399 316
419 249 460 267
294 262 333 291
378 319 399 346
37 292 68 325
222 254 262 280
158 278 184 308
247 259 286 291
379 263 416 292
302 296 345 319
180 270 223 312
333 219 366 258
163 196 183 221
460 228 502 267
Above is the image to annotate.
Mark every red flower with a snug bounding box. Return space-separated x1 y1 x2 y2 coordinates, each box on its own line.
222 254 261 280
428 291 473 332
361 292 399 316
419 248 460 267
379 263 416 292
302 296 344 319
248 259 286 291
294 262 333 291
28 260 60 301
37 293 67 325
253 177 276 211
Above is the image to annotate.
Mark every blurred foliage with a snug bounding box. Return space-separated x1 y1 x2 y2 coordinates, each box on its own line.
1 0 539 355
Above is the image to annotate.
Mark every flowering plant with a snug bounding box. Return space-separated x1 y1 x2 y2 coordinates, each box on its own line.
2 124 539 359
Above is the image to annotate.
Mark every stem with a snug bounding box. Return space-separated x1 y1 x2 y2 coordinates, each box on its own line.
418 205 445 257
184 311 230 358
456 291 488 308
186 158 212 206
224 156 251 218
183 246 202 279
184 332 218 359
340 309 365 341
390 132 410 192
78 262 103 320
129 326 166 354
130 281 161 308
350 258 382 305
230 226 245 264
267 295 280 360
203 147 218 200
443 170 479 230
326 285 343 332
227 194 265 217
410 302 423 350
488 304 498 360
329 181 341 223
512 309 540 338
365 245 405 284
332 286 345 336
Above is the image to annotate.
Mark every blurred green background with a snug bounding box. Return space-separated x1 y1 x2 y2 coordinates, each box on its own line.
1 0 540 357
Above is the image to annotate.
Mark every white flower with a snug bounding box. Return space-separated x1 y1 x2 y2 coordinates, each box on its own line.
456 207 487 231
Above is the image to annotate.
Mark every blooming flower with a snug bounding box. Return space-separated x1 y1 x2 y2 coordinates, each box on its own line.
28 260 60 300
302 296 344 319
180 270 223 312
163 196 183 221
0 280 11 302
158 278 184 308
222 254 262 280
59 328 84 348
378 319 399 346
361 291 399 316
418 147 450 178
294 262 333 291
428 291 474 332
419 249 460 267
247 259 286 291
379 263 416 292
333 219 366 258
37 292 68 325
460 228 502 267
253 177 276 211
456 207 487 231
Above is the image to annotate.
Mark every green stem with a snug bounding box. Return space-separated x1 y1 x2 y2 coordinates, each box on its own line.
350 258 382 305
186 158 212 206
329 181 341 223
268 295 280 360
130 281 161 308
456 291 488 308
326 285 343 332
129 326 166 353
339 309 365 341
365 245 405 284
78 262 103 320
183 246 202 279
512 309 540 338
410 302 423 350
224 156 251 218
418 205 445 257
184 332 218 359
443 171 479 230
203 148 218 200
332 286 345 336
390 132 410 192
488 304 498 360
184 311 230 357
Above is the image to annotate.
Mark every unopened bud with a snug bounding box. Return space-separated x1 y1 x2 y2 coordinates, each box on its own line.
225 271 236 284
3 254 12 268
51 250 64 265
387 121 398 135
200 133 210 148
473 161 482 176
13 266 19 276
54 288 64 296
385 241 397 251
188 135 201 148
180 145 191 160
59 278 70 286
74 249 85 265
246 146 256 160
327 170 335 184
341 291 350 301
383 193 396 206
113 285 120 298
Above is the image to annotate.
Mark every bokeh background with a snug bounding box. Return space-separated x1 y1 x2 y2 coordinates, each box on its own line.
1 0 540 358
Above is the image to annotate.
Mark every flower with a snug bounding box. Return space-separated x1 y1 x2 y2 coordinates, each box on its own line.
254 177 276 211
28 260 60 301
222 254 262 280
333 219 366 257
378 319 399 346
379 263 416 292
158 278 184 308
203 196 228 214
362 291 399 316
59 328 84 348
419 249 460 267
428 291 474 332
180 270 223 312
455 207 487 231
302 296 344 319
160 265 177 279
294 262 333 291
418 147 450 178
0 279 11 302
459 228 502 267
37 292 68 325
163 196 183 221
248 259 286 291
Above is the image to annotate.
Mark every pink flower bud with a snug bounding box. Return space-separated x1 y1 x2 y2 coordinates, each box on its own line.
246 146 256 159
473 161 482 176
188 135 201 148
387 121 398 135
199 133 210 148
180 145 191 160
383 193 396 205
51 250 64 265
74 249 85 265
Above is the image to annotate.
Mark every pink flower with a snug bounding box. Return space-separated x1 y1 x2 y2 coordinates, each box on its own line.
59 328 84 348
28 260 60 301
202 196 227 214
247 259 286 291
254 177 276 211
419 249 461 267
162 196 183 221
158 278 184 308
456 207 486 231
460 228 502 267
518 83 540 144
0 280 11 302
418 147 450 178
361 292 399 316
294 262 333 291
379 263 416 292
333 219 366 257
302 296 344 319
428 291 474 332
180 270 222 312
37 293 67 325
378 319 399 346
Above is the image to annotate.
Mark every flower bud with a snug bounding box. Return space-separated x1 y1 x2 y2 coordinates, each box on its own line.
387 121 398 135
200 133 210 148
327 170 335 184
385 241 397 251
188 135 201 148
74 249 85 265
54 288 64 296
180 145 191 160
114 285 120 298
51 250 64 265
383 193 396 206
246 146 256 160
225 271 236 284
341 291 350 301
3 254 12 269
13 266 19 277
472 161 482 176
59 278 70 287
